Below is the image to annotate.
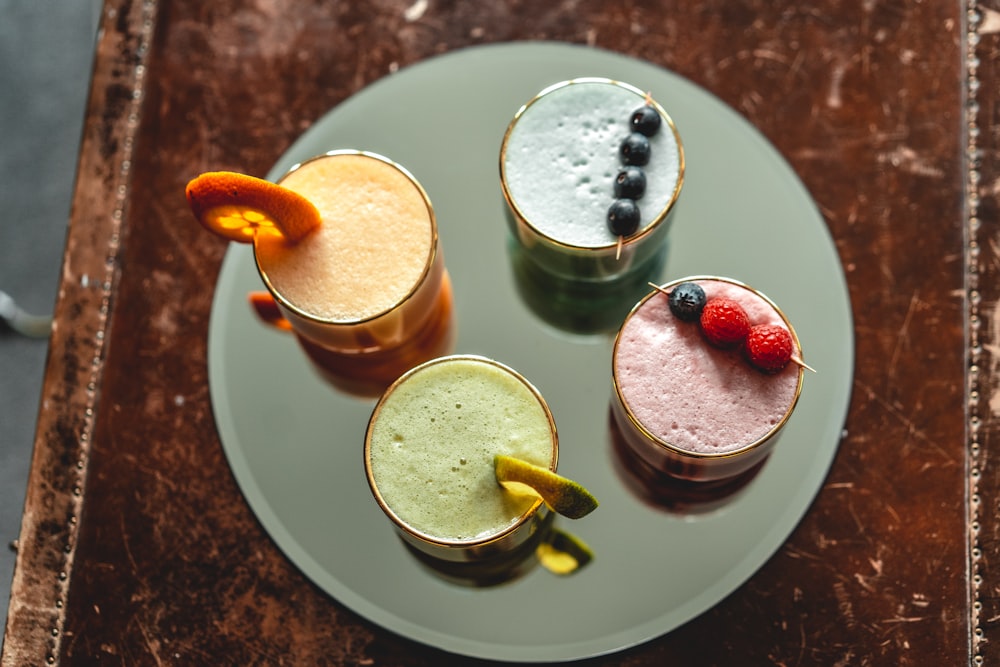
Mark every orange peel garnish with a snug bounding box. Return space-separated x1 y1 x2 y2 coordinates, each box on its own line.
185 171 322 243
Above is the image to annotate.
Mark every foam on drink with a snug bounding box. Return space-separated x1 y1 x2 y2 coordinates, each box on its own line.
502 78 683 248
255 151 435 322
366 356 557 543
614 278 802 455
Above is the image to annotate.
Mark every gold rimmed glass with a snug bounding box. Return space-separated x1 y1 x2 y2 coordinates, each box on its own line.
500 77 684 282
365 355 559 564
611 276 805 482
254 149 449 357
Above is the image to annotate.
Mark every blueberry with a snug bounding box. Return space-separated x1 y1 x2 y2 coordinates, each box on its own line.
630 105 661 137
667 282 706 322
607 199 641 236
619 132 651 166
614 166 646 200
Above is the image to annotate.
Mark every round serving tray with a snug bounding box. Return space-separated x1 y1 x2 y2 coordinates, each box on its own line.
208 42 854 662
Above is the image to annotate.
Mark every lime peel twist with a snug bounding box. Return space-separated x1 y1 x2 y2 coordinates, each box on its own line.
494 454 599 520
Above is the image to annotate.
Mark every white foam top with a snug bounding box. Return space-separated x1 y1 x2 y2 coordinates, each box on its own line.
255 152 434 322
367 357 555 542
614 280 801 454
503 79 682 248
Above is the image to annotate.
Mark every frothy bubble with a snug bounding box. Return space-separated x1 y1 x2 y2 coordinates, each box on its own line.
504 80 682 248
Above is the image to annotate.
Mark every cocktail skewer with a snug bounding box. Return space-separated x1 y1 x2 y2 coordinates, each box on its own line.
646 282 815 373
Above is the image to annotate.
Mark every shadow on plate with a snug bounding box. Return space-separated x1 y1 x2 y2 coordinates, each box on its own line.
401 511 595 589
607 407 767 516
506 234 667 338
248 278 456 399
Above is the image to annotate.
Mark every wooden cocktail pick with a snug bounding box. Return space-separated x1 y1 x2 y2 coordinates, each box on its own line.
646 282 815 373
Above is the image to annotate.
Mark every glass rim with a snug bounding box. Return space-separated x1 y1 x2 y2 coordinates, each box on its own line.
499 77 686 253
253 149 440 326
611 275 805 460
364 354 560 550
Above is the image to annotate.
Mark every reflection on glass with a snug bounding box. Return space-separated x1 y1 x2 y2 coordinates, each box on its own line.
401 511 553 588
401 512 594 588
249 278 456 398
608 408 765 516
507 232 667 337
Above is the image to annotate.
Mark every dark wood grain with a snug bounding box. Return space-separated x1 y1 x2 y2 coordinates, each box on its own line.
4 0 985 664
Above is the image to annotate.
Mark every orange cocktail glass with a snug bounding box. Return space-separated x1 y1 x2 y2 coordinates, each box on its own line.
255 150 450 354
187 150 454 395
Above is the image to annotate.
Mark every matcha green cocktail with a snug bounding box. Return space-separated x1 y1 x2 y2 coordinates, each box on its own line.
365 355 558 562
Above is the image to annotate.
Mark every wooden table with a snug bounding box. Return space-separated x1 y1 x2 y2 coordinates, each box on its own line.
3 0 992 663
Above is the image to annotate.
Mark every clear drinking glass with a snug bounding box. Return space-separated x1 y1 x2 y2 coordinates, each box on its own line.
500 77 684 282
611 276 805 482
251 150 454 394
364 355 559 564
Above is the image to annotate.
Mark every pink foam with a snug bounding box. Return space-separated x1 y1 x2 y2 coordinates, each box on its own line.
614 280 801 454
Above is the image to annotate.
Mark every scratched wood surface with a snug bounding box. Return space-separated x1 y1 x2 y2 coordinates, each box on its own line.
970 2 1000 663
3 0 987 664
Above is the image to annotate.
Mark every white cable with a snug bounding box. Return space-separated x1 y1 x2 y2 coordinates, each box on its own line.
0 289 53 339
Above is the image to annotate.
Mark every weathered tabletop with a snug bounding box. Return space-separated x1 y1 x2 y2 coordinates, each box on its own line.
4 0 996 664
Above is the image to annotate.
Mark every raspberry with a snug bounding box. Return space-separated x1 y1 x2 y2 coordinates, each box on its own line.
745 324 794 373
699 298 750 347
